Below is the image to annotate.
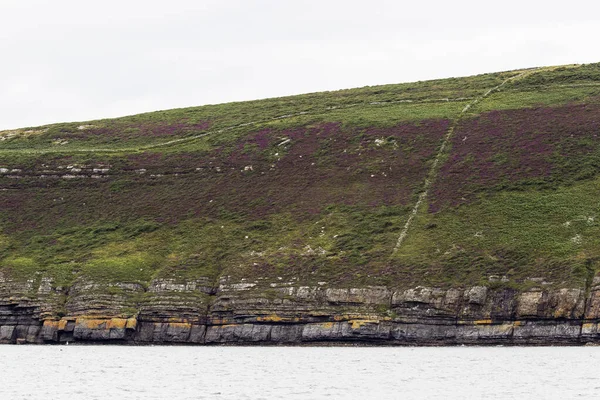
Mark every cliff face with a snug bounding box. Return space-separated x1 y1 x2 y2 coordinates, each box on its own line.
2 64 600 345
2 272 600 344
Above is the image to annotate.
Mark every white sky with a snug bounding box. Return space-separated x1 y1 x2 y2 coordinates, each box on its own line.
1 0 599 130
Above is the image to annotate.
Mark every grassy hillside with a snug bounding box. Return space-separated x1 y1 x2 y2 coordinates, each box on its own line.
2 63 600 301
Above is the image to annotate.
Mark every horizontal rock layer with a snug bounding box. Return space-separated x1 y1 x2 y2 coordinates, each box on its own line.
2 275 600 345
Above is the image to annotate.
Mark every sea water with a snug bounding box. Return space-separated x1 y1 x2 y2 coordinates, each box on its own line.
1 346 599 399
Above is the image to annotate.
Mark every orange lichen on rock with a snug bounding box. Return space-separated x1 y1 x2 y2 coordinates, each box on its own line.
58 319 69 331
210 317 234 325
108 318 128 329
168 317 191 323
43 320 60 329
256 314 284 323
80 319 108 330
349 319 379 329
474 319 493 325
125 318 137 329
166 322 192 329
256 314 301 323
333 314 352 322
582 322 596 332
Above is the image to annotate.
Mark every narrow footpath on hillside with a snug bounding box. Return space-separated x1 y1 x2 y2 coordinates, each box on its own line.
391 67 546 254
0 97 471 156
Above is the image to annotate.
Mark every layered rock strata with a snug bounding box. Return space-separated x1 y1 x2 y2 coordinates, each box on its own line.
2 273 600 345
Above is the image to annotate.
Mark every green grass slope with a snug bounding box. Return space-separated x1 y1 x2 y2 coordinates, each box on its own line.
1 63 600 303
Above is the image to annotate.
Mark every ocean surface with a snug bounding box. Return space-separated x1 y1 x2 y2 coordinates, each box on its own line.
1 346 599 399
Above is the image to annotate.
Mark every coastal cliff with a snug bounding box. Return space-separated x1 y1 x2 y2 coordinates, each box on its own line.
2 273 600 344
2 63 600 345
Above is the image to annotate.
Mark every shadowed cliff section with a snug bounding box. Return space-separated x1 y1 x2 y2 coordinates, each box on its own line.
2 63 600 344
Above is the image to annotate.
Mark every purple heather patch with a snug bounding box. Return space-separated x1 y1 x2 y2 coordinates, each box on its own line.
218 120 451 213
0 120 451 231
430 103 600 212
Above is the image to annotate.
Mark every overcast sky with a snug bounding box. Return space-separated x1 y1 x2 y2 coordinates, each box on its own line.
1 0 599 130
